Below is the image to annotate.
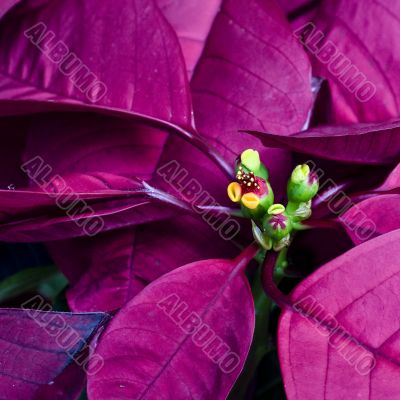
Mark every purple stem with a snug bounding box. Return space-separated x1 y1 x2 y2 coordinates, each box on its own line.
261 252 290 309
235 242 260 270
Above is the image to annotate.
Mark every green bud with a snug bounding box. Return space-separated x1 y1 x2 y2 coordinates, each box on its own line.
287 164 319 203
291 164 310 183
237 149 268 180
262 204 292 241
241 149 260 171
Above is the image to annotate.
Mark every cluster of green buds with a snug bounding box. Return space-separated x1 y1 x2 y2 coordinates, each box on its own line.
227 149 319 251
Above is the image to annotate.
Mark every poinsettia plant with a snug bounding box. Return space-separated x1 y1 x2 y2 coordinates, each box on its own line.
0 0 399 399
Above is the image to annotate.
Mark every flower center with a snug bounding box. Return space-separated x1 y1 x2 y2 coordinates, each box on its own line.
236 167 267 196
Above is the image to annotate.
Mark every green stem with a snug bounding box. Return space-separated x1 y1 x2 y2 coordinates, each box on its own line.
228 264 272 399
228 252 280 400
273 247 288 281
229 248 290 399
286 200 300 215
255 375 283 397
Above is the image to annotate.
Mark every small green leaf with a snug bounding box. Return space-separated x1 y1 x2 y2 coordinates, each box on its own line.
79 388 88 400
0 266 68 304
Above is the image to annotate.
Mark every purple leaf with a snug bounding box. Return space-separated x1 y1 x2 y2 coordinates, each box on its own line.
376 163 400 193
0 116 182 310
247 119 400 164
47 228 147 312
34 359 87 400
191 0 312 187
0 0 192 128
1 31 191 240
55 213 241 312
87 245 257 399
0 307 108 399
0 168 181 242
304 0 400 123
156 0 221 78
0 0 197 308
0 0 20 18
125 216 242 286
277 0 314 14
340 194 400 245
148 0 312 205
278 229 400 399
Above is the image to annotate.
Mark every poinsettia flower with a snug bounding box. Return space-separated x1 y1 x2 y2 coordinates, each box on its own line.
0 0 399 399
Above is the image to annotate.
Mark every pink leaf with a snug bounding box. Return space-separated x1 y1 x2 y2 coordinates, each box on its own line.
279 229 400 399
87 246 257 399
